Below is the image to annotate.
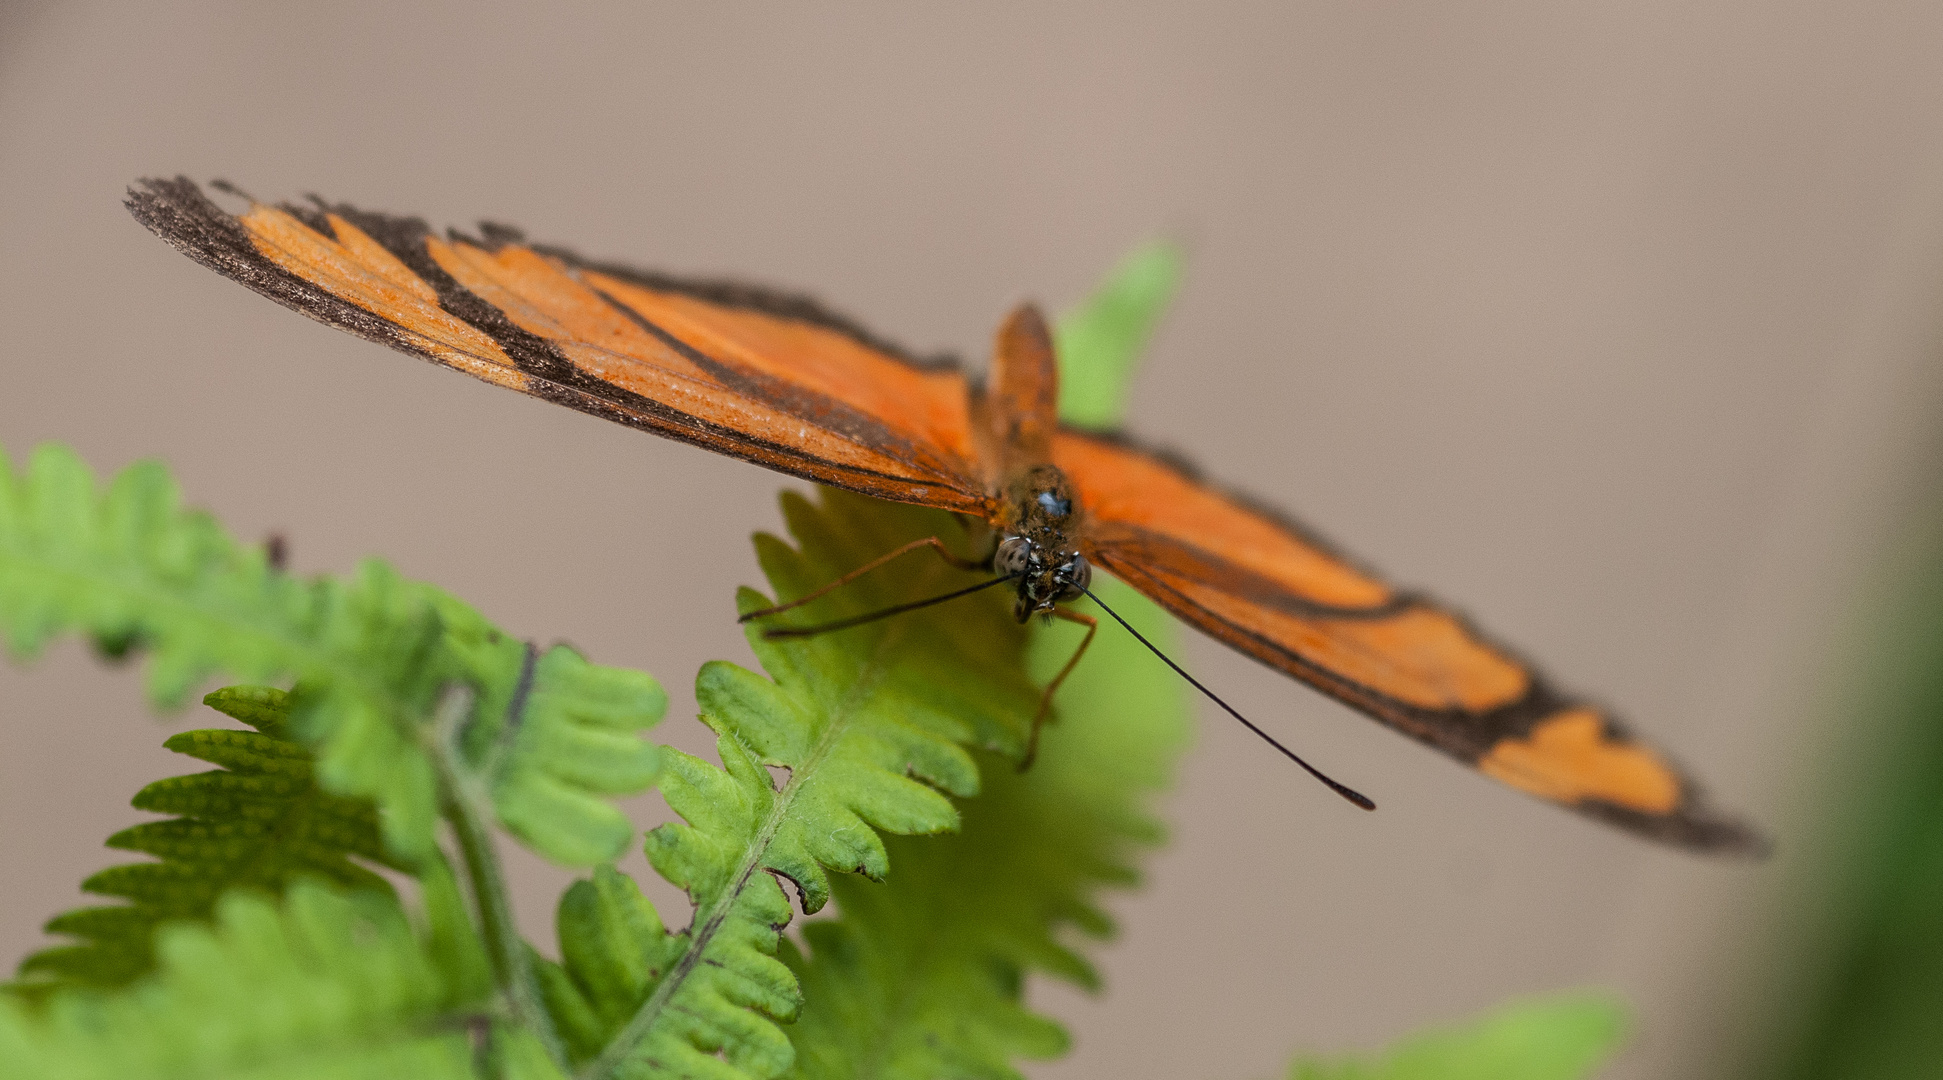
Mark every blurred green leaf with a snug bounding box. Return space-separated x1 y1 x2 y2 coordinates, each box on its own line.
0 442 665 864
1289 992 1629 1080
1736 494 1943 1080
1054 238 1184 430
0 882 547 1080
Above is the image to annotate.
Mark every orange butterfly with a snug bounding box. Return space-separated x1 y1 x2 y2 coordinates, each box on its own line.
127 177 1763 855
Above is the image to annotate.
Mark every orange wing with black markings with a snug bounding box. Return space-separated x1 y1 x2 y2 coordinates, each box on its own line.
1057 429 1761 852
128 176 1761 855
127 177 990 515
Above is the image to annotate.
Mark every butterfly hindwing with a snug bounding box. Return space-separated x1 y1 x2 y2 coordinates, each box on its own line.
1059 429 1762 854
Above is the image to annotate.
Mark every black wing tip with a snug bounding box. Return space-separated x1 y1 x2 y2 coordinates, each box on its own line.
121 175 487 380
1578 797 1772 859
1682 811 1773 859
1670 814 1771 859
124 176 258 266
124 174 198 221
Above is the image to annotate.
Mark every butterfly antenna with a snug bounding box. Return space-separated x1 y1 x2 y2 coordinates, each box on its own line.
1075 584 1376 811
760 574 1016 639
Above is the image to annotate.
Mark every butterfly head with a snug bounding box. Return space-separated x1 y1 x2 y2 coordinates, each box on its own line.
994 534 1091 622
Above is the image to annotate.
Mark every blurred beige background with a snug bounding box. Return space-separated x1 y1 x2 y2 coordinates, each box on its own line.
5 3 1943 1077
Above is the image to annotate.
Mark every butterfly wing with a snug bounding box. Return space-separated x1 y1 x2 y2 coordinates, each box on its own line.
127 177 991 514
129 177 1758 852
1057 429 1763 854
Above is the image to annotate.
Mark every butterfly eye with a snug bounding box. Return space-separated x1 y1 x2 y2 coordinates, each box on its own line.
1056 554 1092 599
995 536 1032 578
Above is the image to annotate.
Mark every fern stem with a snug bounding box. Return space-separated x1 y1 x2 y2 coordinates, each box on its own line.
430 685 569 1072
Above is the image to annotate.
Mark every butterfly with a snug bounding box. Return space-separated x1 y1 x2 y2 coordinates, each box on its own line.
126 176 1764 855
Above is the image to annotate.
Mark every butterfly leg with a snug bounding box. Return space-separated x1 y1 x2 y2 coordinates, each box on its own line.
1019 607 1098 771
738 536 989 623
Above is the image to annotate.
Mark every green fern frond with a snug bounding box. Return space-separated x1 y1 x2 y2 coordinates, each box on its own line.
1287 993 1630 1080
776 570 1189 1080
0 880 565 1080
0 443 665 863
16 685 399 992
718 489 1046 900
530 489 1044 1080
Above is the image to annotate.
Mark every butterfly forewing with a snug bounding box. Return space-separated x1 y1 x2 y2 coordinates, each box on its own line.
127 177 991 513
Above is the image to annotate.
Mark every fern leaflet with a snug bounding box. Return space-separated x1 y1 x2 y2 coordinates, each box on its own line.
14 685 400 993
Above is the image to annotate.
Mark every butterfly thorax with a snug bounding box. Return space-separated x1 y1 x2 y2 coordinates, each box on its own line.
993 463 1091 622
